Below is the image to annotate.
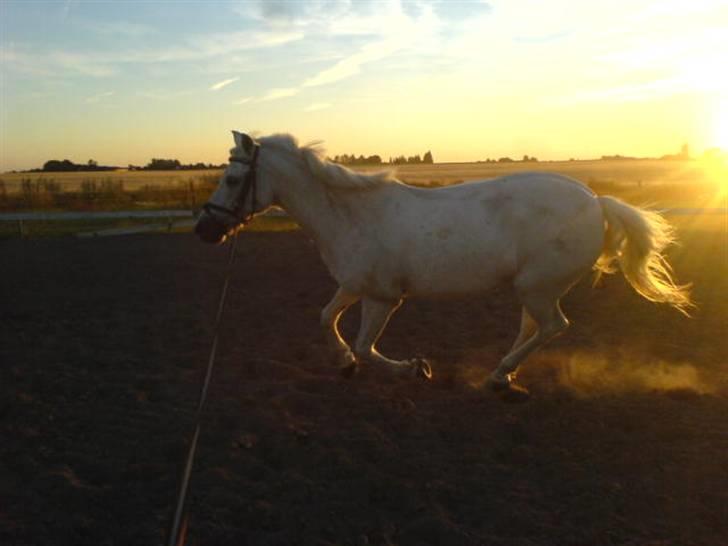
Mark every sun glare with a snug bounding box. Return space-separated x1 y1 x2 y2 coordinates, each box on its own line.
714 103 728 151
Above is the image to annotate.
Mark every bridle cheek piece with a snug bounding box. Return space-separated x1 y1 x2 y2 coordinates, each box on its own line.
202 144 260 227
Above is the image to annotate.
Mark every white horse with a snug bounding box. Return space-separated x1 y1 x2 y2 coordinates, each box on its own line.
195 131 691 399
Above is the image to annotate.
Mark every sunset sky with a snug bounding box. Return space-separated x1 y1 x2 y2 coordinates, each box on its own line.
1 0 727 171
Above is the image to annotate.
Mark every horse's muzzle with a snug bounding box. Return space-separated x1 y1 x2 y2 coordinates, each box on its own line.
195 213 228 244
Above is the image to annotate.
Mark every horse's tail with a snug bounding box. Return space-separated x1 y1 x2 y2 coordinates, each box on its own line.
596 196 693 315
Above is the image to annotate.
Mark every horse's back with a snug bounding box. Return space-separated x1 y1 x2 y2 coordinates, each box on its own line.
477 172 605 289
384 172 605 297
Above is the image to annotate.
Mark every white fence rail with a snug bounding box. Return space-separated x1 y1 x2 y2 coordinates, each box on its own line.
0 209 289 238
0 210 194 221
0 208 722 239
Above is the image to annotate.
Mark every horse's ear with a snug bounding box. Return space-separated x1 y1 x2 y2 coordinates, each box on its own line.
231 130 255 154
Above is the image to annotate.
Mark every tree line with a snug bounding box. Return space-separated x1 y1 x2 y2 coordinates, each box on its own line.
331 150 434 166
478 155 539 164
28 158 227 173
33 151 437 172
24 143 700 173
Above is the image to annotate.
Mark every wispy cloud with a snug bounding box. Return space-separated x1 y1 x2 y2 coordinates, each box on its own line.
302 33 415 88
262 2 441 97
136 89 195 101
304 102 331 112
232 96 253 105
259 87 299 101
4 28 304 78
85 91 114 103
209 77 239 91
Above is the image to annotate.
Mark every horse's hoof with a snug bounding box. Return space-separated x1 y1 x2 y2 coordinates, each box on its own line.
486 376 511 392
411 357 433 381
500 382 531 403
339 362 358 379
332 349 355 368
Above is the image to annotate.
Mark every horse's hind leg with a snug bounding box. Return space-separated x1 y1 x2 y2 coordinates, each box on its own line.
353 297 431 379
509 307 537 354
488 291 569 393
321 287 359 371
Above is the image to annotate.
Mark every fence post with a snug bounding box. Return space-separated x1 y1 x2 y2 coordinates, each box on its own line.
18 219 25 238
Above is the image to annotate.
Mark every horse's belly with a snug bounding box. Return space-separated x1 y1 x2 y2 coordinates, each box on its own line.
404 244 512 297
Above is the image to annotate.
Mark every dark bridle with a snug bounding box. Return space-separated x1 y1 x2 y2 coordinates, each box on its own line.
202 143 261 226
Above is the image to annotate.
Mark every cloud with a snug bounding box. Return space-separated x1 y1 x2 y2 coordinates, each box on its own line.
304 102 331 112
209 77 239 91
85 91 114 103
186 29 304 61
232 96 253 105
291 2 440 90
3 28 304 78
302 36 402 87
432 0 491 21
246 0 352 27
259 87 299 101
136 89 195 101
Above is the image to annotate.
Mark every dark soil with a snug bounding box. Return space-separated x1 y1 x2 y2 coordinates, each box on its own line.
1 228 726 546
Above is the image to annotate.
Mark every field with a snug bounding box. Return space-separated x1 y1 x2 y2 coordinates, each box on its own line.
0 169 221 194
2 204 727 545
2 158 726 212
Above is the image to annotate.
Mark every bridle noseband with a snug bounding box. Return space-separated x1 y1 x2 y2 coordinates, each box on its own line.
202 144 260 226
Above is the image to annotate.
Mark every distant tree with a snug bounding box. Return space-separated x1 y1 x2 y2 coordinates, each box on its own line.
43 159 77 172
145 158 181 170
497 157 514 163
333 153 383 165
423 150 434 164
41 158 117 172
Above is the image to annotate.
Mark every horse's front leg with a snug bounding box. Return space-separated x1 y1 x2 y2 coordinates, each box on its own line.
321 287 359 372
353 297 432 379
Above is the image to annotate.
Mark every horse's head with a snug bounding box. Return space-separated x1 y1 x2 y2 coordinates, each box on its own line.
195 130 274 244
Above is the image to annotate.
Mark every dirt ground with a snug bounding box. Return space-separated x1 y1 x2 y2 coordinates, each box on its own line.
1 223 726 546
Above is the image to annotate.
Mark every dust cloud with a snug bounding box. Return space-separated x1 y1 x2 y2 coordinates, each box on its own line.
456 348 718 396
556 351 717 396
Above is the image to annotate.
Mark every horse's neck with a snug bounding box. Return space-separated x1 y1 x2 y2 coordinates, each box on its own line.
268 155 352 245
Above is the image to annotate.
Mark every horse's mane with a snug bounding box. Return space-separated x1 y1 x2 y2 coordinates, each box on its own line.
259 133 396 191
